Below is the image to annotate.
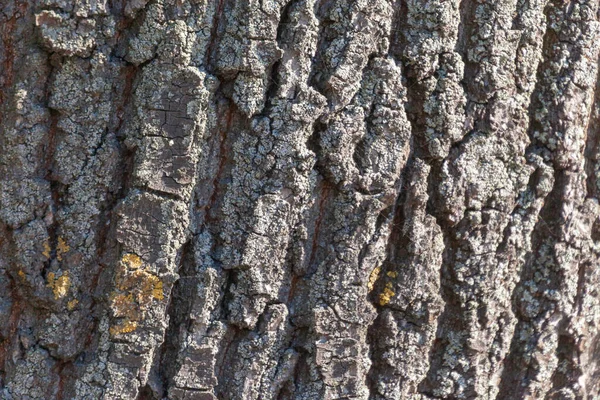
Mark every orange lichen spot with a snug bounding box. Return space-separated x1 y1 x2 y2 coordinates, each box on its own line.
17 270 26 281
379 282 395 306
109 320 138 336
56 236 70 261
368 266 381 291
47 271 71 300
42 241 51 258
121 253 143 270
67 299 78 311
386 271 398 278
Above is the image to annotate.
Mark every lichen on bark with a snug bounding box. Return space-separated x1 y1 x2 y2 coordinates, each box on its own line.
1 0 600 399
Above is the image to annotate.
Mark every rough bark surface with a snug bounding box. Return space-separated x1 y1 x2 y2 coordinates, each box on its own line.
1 0 600 399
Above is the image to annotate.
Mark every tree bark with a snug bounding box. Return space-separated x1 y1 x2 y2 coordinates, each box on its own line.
1 0 600 399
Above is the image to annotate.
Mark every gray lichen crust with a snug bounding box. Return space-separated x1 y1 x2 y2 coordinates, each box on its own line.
1 0 600 399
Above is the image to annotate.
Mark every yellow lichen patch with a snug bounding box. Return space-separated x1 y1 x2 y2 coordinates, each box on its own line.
17 270 26 281
109 292 137 319
108 256 164 336
47 271 71 300
137 273 164 301
368 266 381 291
386 271 398 278
42 241 51 258
133 270 163 305
121 253 143 270
114 267 164 304
152 280 164 301
67 299 78 311
379 282 395 306
109 320 138 336
56 236 70 261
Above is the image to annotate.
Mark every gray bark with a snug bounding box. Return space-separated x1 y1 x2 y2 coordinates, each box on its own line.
0 0 599 399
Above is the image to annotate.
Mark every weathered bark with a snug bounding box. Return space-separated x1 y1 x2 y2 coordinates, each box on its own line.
0 0 599 399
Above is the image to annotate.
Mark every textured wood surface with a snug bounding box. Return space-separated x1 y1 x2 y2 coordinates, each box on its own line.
0 0 599 398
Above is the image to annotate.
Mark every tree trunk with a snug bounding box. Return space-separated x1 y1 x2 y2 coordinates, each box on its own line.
1 0 600 399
